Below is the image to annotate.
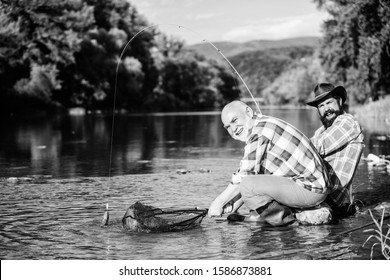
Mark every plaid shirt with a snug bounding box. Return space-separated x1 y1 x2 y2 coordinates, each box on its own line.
311 113 364 206
233 115 330 194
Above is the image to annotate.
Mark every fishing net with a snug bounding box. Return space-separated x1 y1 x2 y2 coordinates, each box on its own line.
122 201 207 233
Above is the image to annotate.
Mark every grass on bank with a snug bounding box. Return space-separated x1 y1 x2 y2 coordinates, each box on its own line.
362 209 390 260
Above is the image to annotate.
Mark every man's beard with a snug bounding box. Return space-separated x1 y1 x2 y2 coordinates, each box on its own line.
320 108 343 127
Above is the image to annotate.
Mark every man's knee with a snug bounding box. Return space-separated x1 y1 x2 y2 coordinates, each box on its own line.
240 176 260 198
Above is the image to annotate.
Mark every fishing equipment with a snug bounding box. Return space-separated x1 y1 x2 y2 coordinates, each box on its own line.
101 203 109 226
104 24 262 223
122 201 207 233
113 24 262 115
337 213 390 236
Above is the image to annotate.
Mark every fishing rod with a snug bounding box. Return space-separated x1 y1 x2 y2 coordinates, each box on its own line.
178 25 262 114
110 24 262 175
337 213 390 236
102 23 261 226
113 23 261 114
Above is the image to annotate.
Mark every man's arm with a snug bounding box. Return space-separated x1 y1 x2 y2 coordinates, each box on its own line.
207 182 241 217
208 133 264 217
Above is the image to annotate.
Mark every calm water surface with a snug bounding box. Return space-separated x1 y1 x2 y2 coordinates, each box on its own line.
1 108 390 259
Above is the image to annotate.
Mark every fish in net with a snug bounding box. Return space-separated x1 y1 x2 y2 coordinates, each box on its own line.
122 201 208 233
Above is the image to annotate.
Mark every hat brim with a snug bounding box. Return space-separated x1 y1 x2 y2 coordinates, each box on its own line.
306 86 347 107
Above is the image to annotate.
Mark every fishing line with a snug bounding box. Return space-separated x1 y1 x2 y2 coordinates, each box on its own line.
110 23 262 176
109 23 263 173
180 24 262 114
104 26 159 224
104 24 262 223
113 23 262 114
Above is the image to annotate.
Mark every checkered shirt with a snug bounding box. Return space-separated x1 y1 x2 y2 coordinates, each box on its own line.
233 115 330 194
311 113 364 206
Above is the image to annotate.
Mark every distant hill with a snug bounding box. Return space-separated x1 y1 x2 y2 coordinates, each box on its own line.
185 36 320 61
232 46 318 96
184 37 321 103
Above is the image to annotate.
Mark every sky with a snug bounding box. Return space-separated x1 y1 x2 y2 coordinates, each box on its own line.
129 0 329 45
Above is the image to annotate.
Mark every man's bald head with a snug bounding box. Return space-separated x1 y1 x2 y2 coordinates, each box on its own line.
221 101 255 142
221 101 249 118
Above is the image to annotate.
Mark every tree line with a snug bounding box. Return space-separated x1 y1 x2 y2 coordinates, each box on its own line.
1 0 389 115
313 0 390 104
242 0 390 106
229 45 320 106
0 0 239 115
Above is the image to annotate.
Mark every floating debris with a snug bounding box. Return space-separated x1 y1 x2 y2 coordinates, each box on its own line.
366 153 390 166
375 135 388 141
69 107 86 116
176 169 190 174
6 177 19 184
199 168 211 173
5 175 52 184
6 177 33 184
137 160 151 164
176 168 210 174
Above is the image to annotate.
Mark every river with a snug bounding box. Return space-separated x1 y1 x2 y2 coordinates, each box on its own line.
0 108 389 259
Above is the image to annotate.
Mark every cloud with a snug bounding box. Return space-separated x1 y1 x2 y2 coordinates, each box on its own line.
129 0 153 11
184 0 207 7
193 13 218 20
222 13 328 42
185 12 223 21
129 0 179 21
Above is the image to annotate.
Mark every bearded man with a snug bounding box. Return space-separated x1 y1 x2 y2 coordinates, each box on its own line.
307 83 364 215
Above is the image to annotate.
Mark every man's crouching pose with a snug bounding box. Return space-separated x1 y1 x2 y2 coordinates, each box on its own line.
208 101 337 226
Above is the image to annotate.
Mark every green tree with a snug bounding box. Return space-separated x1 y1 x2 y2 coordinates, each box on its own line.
0 0 240 114
230 46 316 100
60 0 156 110
0 0 89 112
0 0 157 112
263 53 326 105
153 51 239 111
314 0 390 104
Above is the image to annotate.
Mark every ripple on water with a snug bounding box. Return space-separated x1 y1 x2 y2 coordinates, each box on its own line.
1 161 390 259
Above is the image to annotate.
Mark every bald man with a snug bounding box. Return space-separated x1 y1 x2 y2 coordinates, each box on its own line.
208 101 334 225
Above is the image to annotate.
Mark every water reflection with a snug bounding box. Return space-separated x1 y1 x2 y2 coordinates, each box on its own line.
0 109 390 260
0 109 324 178
1 109 389 179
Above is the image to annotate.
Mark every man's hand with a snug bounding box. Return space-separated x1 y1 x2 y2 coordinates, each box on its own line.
207 184 244 217
207 199 223 217
207 183 241 218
